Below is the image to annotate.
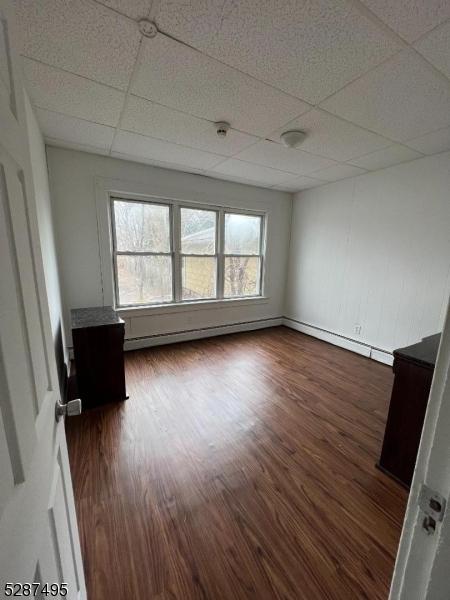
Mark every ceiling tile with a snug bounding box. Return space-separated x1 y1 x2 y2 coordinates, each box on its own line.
359 0 450 42
204 171 274 189
312 163 366 182
92 0 152 19
112 130 225 170
234 140 336 175
269 109 392 161
121 95 258 156
17 0 140 90
414 20 450 80
155 0 402 104
46 138 111 156
272 176 324 192
23 58 125 126
35 108 115 151
404 126 450 155
111 151 206 175
210 159 298 187
321 49 450 141
348 144 422 170
130 35 310 137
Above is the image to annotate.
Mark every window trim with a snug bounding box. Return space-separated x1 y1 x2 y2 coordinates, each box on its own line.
179 206 219 303
108 192 267 310
110 198 174 307
223 210 265 300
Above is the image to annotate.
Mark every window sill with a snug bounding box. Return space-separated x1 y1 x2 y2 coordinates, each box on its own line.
117 296 270 318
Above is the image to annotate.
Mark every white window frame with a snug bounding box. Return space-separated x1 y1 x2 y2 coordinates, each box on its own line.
223 210 265 300
109 193 266 310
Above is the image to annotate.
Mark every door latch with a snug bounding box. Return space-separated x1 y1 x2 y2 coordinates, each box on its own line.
419 483 446 535
55 399 82 422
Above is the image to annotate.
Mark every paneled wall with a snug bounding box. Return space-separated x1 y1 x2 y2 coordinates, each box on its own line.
285 152 450 358
46 147 292 351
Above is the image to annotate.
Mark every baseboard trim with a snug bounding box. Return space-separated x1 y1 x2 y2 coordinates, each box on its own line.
282 317 393 366
123 317 283 351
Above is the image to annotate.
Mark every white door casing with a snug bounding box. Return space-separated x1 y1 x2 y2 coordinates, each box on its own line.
390 297 450 599
0 0 86 598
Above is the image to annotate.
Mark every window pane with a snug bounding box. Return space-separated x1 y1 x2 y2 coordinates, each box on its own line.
182 256 217 300
224 256 260 297
117 255 172 305
113 200 170 252
180 208 216 254
224 213 261 255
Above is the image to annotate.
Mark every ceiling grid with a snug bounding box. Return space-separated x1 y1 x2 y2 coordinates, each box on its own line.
16 0 450 191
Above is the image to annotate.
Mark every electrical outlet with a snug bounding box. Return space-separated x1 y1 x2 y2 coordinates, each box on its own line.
354 324 362 335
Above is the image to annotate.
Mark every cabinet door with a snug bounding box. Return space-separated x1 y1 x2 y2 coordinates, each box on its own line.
379 358 433 486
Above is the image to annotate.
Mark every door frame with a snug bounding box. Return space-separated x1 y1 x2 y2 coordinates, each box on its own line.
390 294 450 599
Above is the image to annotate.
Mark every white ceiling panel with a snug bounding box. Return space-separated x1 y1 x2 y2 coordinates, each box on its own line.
112 130 225 170
234 140 336 176
359 0 450 42
348 144 422 170
268 109 392 161
23 58 125 126
272 176 324 192
93 0 152 19
110 151 206 174
121 95 258 156
35 108 115 151
155 0 402 104
210 159 298 187
46 138 111 156
17 0 140 90
321 49 450 141
404 126 450 155
131 35 310 137
312 163 366 182
414 20 450 81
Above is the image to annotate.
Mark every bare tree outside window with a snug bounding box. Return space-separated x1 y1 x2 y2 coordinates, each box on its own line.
113 200 172 305
224 213 262 297
111 198 264 307
180 208 217 300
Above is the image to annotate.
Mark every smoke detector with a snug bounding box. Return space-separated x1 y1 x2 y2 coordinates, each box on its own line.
215 122 230 137
138 19 158 38
280 130 306 149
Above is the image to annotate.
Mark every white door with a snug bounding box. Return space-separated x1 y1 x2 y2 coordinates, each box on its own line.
0 0 86 598
390 297 450 599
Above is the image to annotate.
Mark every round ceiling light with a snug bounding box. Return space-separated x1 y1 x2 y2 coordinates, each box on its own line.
280 130 307 149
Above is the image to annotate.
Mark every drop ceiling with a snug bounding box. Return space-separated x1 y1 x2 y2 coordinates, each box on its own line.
16 0 450 192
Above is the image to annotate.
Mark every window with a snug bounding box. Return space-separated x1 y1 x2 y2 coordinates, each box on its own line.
224 213 262 298
111 197 264 308
181 208 217 301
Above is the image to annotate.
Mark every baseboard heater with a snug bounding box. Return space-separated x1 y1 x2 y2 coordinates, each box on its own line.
123 317 284 351
282 317 393 366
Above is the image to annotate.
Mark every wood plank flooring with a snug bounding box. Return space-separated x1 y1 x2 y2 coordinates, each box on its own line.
66 326 407 600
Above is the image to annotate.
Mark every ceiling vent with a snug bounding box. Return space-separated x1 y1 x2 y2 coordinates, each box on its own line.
280 130 306 149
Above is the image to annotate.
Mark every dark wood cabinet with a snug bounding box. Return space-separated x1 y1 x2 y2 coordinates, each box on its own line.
378 333 440 488
71 306 127 409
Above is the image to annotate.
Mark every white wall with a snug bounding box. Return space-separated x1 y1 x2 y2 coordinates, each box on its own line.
46 147 292 349
285 152 450 360
24 97 68 389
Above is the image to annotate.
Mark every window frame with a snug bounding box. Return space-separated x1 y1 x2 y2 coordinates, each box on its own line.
223 211 265 300
179 206 219 302
110 194 266 309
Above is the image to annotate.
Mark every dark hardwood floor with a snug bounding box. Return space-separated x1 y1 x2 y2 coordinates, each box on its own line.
66 326 407 600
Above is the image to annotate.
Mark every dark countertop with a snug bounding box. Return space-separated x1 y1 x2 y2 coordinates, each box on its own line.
71 306 124 329
394 333 441 368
